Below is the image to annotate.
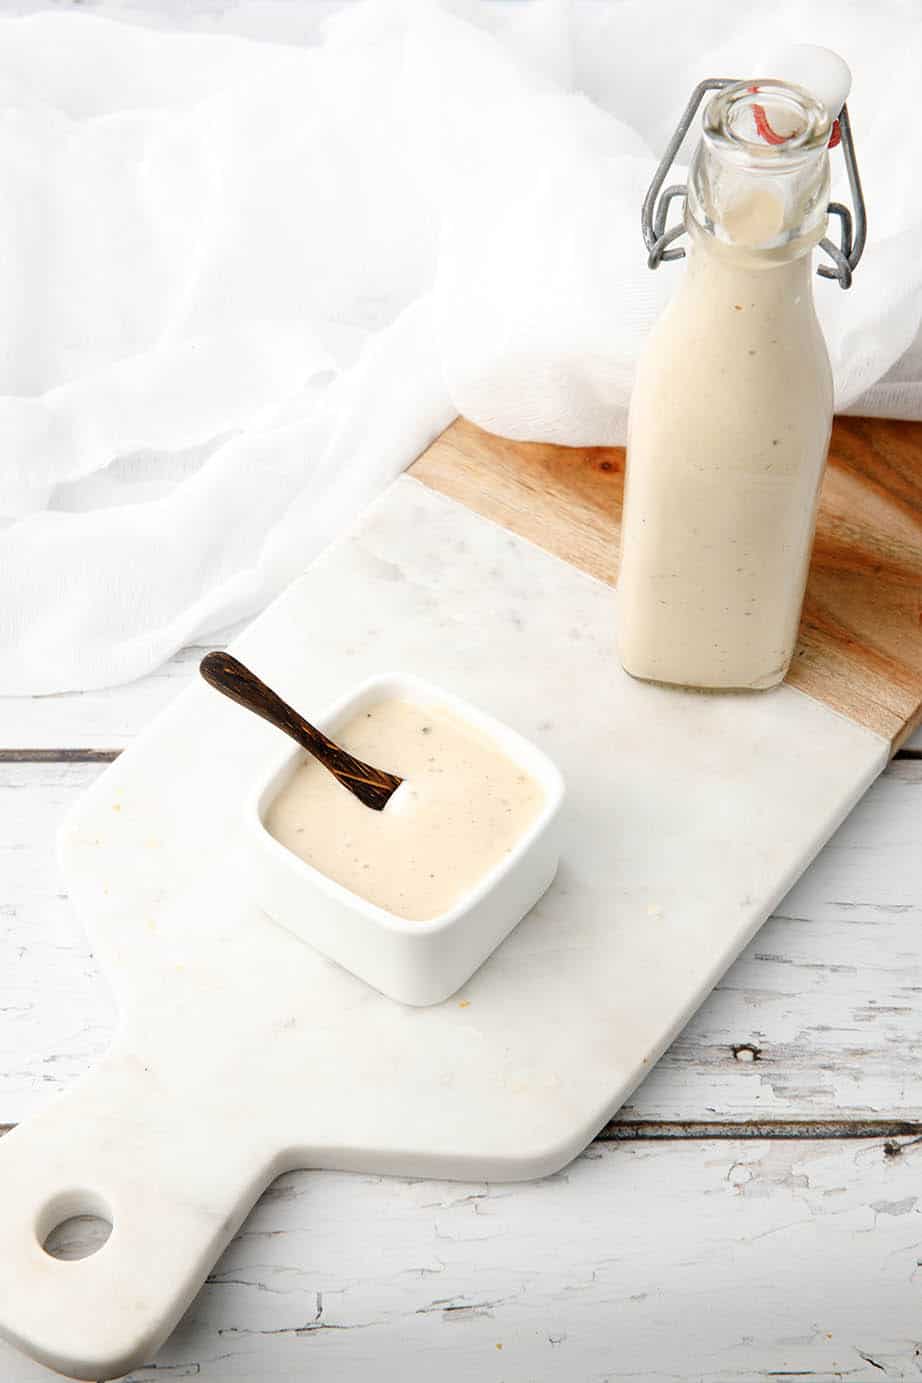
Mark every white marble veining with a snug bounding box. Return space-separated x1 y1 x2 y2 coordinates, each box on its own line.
0 477 888 1380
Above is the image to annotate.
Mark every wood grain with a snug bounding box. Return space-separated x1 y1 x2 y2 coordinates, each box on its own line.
411 416 922 750
3 1136 919 1383
0 636 240 751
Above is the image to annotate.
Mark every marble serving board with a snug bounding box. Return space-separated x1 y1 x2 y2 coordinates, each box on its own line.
0 477 888 1381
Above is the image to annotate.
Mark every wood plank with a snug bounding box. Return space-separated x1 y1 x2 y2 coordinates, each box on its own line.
1 666 919 758
0 636 233 751
2 758 919 1129
411 416 922 749
4 423 921 755
1 1134 919 1382
1 642 919 756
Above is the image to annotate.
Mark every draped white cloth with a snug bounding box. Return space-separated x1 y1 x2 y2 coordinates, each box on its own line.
2 0 920 693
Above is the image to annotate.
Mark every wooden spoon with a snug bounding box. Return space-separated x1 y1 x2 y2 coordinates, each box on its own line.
200 652 403 812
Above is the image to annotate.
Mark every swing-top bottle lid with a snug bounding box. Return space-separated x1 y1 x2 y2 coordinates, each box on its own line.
757 44 851 123
640 46 865 287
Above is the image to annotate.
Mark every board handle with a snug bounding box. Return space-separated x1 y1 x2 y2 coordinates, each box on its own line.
0 1050 275 1381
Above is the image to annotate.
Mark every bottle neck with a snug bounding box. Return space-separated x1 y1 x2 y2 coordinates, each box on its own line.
686 81 831 270
681 219 817 306
683 216 819 289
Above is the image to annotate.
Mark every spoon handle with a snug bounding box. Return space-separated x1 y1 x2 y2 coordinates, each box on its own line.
199 652 402 811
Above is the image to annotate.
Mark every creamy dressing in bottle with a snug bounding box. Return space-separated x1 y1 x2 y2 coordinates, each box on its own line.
618 81 835 689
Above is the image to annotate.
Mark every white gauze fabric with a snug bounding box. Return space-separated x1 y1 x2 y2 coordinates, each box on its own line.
2 0 920 693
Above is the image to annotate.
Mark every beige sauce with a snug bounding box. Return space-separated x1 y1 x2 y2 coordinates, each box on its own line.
265 698 545 921
617 211 833 690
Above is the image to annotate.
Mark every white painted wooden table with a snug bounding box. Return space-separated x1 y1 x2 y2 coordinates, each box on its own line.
1 642 920 1382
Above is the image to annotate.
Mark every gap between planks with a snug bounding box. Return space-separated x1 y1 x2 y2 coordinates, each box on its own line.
0 747 918 764
0 748 122 762
1 1121 920 1144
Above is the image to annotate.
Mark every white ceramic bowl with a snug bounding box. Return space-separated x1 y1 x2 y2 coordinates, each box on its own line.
247 673 565 1006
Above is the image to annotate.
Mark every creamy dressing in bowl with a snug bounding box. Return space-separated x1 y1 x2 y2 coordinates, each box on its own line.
264 697 546 922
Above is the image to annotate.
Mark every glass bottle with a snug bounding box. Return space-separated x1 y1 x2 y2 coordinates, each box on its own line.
617 81 834 690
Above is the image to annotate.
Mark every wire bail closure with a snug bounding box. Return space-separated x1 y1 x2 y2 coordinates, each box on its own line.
641 78 866 289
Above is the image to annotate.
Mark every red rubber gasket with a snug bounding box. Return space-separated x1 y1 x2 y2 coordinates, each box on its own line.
748 82 841 148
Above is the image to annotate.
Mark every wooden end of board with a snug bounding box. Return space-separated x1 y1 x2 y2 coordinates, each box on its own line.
411 416 922 751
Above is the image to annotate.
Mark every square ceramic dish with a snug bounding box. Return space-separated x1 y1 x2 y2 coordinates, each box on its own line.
246 673 565 1006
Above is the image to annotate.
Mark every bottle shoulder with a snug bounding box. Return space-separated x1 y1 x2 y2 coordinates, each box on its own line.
636 259 831 387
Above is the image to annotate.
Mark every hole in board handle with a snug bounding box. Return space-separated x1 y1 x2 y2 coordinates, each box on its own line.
37 1190 113 1262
